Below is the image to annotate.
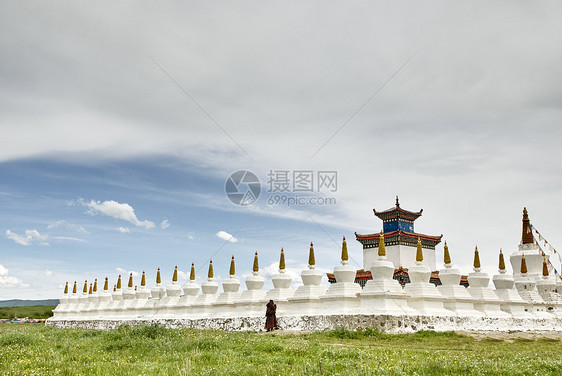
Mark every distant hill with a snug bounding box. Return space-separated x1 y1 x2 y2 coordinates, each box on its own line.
0 299 59 307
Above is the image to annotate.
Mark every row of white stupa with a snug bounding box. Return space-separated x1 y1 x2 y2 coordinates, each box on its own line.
51 235 562 321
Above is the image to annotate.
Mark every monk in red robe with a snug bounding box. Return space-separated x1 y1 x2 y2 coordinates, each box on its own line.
265 299 278 331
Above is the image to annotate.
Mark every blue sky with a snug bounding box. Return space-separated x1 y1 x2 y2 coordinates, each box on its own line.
1 1 562 299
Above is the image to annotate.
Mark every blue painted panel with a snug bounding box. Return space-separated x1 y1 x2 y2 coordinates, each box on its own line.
383 221 414 233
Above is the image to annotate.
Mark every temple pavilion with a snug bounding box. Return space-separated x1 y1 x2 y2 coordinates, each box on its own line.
355 197 443 271
328 197 458 287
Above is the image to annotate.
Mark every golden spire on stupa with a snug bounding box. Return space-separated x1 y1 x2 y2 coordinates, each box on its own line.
279 248 286 270
128 273 133 288
342 236 349 261
378 232 386 257
416 237 423 262
253 252 259 273
308 242 316 267
443 241 451 265
104 277 109 291
473 246 481 269
521 207 534 244
93 279 97 293
521 254 528 274
190 263 196 281
172 266 178 282
88 283 93 295
64 282 68 295
229 256 236 276
499 249 506 271
141 272 146 287
83 280 88 294
208 260 214 279
113 285 117 292
72 281 77 294
156 268 161 285
117 275 122 290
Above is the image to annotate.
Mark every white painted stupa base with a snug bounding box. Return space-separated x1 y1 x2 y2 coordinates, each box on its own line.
405 283 451 315
322 264 361 314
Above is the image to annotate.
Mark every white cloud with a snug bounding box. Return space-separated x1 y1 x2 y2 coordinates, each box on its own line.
82 199 155 229
45 270 53 276
117 227 131 233
216 230 238 243
188 234 195 240
47 220 89 234
0 264 28 288
6 229 49 246
52 236 86 242
116 267 139 277
160 219 170 229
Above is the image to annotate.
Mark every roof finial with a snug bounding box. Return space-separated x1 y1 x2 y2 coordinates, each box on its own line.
93 279 98 293
64 282 68 295
117 275 122 290
308 242 316 268
190 263 195 281
279 248 286 271
499 249 506 271
88 283 93 295
72 281 77 294
156 268 161 285
521 207 533 244
229 256 236 276
83 280 88 294
104 277 109 291
542 258 549 277
341 236 349 263
396 195 400 207
208 260 214 279
473 246 481 269
521 254 528 274
378 231 386 257
416 237 423 262
141 271 146 287
172 266 178 282
253 252 259 272
128 273 133 288
443 241 451 265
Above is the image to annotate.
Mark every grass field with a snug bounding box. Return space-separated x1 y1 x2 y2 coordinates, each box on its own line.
0 305 56 320
0 324 561 375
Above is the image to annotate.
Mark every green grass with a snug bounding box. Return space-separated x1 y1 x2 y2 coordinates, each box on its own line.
0 305 56 319
0 324 561 375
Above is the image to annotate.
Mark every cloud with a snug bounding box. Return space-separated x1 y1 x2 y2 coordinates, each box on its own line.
6 229 49 246
47 220 89 234
82 199 155 229
216 231 238 243
0 264 28 288
52 236 86 242
187 234 195 240
45 270 53 277
117 227 131 233
160 219 170 229
116 267 139 277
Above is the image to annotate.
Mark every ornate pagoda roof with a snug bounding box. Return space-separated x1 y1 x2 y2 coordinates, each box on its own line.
326 268 469 287
373 196 423 223
355 230 442 249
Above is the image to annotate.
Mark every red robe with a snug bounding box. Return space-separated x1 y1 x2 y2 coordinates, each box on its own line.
265 301 278 329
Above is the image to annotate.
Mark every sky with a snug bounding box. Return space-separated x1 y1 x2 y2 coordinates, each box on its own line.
1 1 562 299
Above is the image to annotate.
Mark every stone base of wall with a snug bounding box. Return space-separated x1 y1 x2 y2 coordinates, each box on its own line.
46 314 562 333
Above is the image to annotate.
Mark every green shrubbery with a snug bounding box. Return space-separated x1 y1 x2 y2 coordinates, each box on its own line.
0 305 55 319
